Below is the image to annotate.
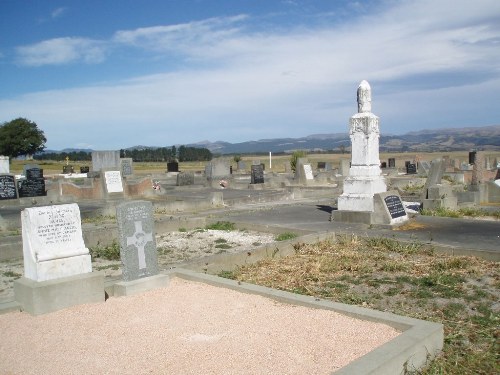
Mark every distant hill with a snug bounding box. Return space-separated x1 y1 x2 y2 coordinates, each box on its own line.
42 124 500 155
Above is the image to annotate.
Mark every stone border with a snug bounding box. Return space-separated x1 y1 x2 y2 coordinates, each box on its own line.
167 268 443 375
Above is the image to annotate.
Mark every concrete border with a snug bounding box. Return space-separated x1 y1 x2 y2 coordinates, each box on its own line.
167 268 443 375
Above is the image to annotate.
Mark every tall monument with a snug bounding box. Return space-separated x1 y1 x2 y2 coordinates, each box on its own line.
337 80 386 212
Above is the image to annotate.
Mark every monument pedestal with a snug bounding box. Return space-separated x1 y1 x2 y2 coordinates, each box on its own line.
114 274 169 297
14 271 104 315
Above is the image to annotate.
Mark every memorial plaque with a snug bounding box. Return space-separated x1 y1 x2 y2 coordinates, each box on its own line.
251 164 264 184
406 163 417 174
303 164 314 180
25 168 43 179
167 162 179 172
384 195 406 219
17 178 46 198
116 201 158 281
104 171 123 193
21 203 91 282
0 174 18 200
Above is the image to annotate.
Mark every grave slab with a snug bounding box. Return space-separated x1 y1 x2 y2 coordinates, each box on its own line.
114 274 169 297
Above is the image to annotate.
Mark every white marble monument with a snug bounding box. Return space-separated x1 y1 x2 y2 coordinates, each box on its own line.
0 156 9 173
337 80 386 212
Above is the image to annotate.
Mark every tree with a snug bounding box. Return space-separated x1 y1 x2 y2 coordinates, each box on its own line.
290 150 307 172
0 118 46 158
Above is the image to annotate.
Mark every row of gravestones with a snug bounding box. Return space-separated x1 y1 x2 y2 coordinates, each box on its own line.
15 200 165 315
0 166 47 200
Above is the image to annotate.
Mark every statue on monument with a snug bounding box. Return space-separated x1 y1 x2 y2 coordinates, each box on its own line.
357 80 372 113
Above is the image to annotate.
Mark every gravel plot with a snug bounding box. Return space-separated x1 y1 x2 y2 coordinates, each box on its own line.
0 278 400 375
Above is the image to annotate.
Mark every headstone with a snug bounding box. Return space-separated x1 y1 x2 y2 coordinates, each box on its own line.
205 160 230 180
104 170 123 193
337 80 386 212
324 163 332 171
340 159 350 176
177 172 195 186
317 162 326 170
0 174 18 200
468 151 476 165
91 150 120 172
23 164 40 175
20 204 92 282
80 166 90 173
383 195 407 219
0 156 9 173
371 191 409 225
62 165 74 174
120 158 134 176
418 161 431 176
406 163 417 174
116 201 159 281
167 162 179 172
251 164 264 184
18 167 46 198
303 164 314 180
380 162 387 168
388 158 396 168
422 158 446 199
495 168 500 180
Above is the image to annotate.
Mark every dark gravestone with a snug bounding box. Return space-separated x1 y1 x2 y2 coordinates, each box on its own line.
167 162 179 172
388 158 396 168
251 164 264 184
62 165 74 174
406 163 417 174
380 162 387 168
80 166 90 173
469 151 476 165
317 162 326 170
384 195 406 219
25 168 43 179
116 201 158 281
405 161 410 168
495 169 500 180
17 179 46 198
0 174 18 200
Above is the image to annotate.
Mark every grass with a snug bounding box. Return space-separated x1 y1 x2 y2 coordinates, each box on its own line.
275 232 298 241
221 236 499 374
2 271 21 279
205 221 236 231
89 240 121 261
421 207 500 219
81 215 116 224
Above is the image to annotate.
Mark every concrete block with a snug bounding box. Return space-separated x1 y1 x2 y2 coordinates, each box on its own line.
114 274 170 297
331 210 372 224
14 271 105 315
427 185 454 200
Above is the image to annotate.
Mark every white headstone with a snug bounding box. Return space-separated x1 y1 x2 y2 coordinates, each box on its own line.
337 80 386 212
303 164 314 180
21 203 92 282
104 170 124 193
0 156 9 173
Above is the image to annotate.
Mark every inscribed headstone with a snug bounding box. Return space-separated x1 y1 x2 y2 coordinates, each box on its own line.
406 163 417 174
116 201 158 281
388 158 396 168
0 156 9 173
372 191 409 225
303 164 314 180
0 174 18 200
104 171 123 193
120 158 134 176
21 203 92 282
251 164 264 184
92 151 120 171
177 172 194 186
80 166 90 173
18 167 46 198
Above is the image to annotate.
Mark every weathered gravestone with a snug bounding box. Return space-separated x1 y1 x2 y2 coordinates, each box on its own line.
0 156 9 173
14 203 104 315
317 162 326 170
80 166 90 173
115 201 168 295
104 170 123 193
177 172 194 186
205 160 230 180
371 191 409 226
92 150 120 171
406 163 417 174
167 162 179 173
388 158 396 168
468 151 476 165
339 159 350 176
18 167 46 198
251 164 264 184
418 161 431 176
120 158 134 176
0 174 18 200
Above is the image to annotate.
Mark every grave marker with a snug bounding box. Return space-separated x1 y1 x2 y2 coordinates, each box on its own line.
116 201 159 281
167 161 179 172
303 164 314 180
92 150 120 171
120 158 133 176
104 170 123 193
18 167 46 198
0 156 9 173
388 158 396 168
177 172 194 186
251 164 264 184
406 163 417 174
0 174 18 200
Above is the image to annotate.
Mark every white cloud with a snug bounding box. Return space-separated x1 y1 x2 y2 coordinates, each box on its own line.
51 7 67 19
16 37 107 66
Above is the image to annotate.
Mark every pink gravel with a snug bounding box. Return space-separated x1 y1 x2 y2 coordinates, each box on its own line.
0 278 400 374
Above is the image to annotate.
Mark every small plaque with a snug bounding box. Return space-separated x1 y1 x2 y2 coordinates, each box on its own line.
384 195 406 219
104 171 123 193
303 164 314 180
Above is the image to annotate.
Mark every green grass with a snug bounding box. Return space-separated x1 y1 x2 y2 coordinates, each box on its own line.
275 232 298 241
2 271 21 278
205 221 236 231
81 215 116 224
89 240 121 261
421 207 500 219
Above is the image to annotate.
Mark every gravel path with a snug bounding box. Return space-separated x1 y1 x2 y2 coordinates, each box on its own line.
0 278 400 374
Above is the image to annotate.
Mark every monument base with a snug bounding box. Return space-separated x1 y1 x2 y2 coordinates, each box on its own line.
114 274 170 297
14 271 105 316
24 254 92 282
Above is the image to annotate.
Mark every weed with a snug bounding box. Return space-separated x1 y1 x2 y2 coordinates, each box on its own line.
178 228 187 232
82 215 116 224
215 243 232 249
95 264 120 271
275 232 298 241
206 221 236 231
218 270 236 279
2 271 21 279
214 238 227 244
89 240 120 261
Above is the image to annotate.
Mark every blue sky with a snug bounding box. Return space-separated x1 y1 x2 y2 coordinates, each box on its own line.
1 0 499 150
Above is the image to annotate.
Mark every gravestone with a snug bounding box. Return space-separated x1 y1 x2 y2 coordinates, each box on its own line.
62 165 74 174
120 158 134 176
388 158 396 168
0 174 18 200
14 203 103 315
406 163 417 174
337 80 386 212
470 152 485 190
317 162 326 170
418 161 431 176
495 168 500 180
177 172 194 186
104 170 123 193
251 164 264 184
80 166 90 173
421 158 446 200
92 150 120 171
0 156 9 173
371 191 409 226
468 151 476 165
205 160 230 180
18 167 46 198
303 164 314 180
380 162 387 168
116 201 162 285
167 162 179 173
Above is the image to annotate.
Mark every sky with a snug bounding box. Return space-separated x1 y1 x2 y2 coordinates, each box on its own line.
1 0 499 151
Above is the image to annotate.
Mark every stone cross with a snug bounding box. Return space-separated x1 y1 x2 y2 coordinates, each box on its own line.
126 221 153 270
